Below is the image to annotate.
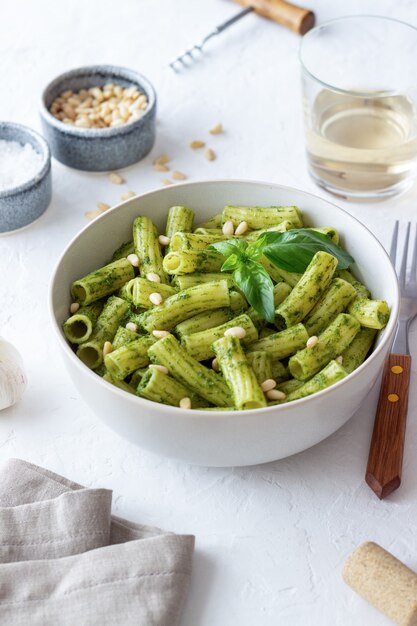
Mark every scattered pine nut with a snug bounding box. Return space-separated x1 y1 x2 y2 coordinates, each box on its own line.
127 253 140 267
125 322 138 332
266 389 286 401
336 355 344 364
179 397 192 409
205 148 216 161
109 172 124 185
121 191 136 201
146 272 161 283
69 302 80 314
212 358 220 371
235 221 249 236
149 292 163 306
209 123 223 135
160 179 172 186
222 220 234 236
190 140 205 149
172 170 187 180
152 330 170 339
306 336 318 349
103 341 113 356
154 163 169 172
154 154 170 165
158 235 171 246
97 202 110 212
224 326 246 339
149 364 169 374
85 210 101 220
261 379 276 393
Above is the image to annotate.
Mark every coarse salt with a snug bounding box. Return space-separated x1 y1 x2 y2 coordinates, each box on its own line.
0 140 43 191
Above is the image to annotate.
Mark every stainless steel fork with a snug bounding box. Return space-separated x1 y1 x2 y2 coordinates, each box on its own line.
366 222 417 499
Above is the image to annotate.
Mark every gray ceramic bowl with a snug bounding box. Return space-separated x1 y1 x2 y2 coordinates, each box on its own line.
0 122 52 234
40 65 157 171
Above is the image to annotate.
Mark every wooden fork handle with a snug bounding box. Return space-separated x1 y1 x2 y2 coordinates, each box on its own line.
232 0 315 35
366 354 412 499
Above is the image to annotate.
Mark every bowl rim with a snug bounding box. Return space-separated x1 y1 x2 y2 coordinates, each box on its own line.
49 179 400 417
39 64 157 139
0 122 51 199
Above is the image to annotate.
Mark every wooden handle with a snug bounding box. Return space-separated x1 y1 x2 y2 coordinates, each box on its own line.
233 0 315 35
366 354 412 499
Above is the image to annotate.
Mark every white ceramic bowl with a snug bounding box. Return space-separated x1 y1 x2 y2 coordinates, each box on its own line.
49 180 399 466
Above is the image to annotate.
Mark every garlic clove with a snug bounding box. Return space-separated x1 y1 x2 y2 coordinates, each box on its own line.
0 338 27 411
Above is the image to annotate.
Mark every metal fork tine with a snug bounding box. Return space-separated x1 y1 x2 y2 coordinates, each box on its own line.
390 220 399 264
410 223 417 287
399 222 411 287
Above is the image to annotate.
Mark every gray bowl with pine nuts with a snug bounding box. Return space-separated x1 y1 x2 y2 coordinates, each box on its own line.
40 65 156 172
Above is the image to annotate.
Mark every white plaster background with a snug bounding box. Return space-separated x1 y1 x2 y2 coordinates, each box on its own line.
1 1 417 624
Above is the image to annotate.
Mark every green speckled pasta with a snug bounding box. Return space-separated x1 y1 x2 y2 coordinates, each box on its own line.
289 313 360 381
304 278 357 336
246 351 273 384
120 278 176 308
76 296 130 369
194 213 222 230
139 280 230 332
182 313 258 361
244 220 297 241
71 258 135 305
213 335 266 410
347 297 390 329
276 378 303 395
63 301 103 344
111 240 134 262
248 323 309 360
337 270 371 299
170 231 229 251
104 336 156 380
137 367 207 408
148 334 233 406
311 227 339 244
285 360 348 401
175 292 246 336
172 272 234 290
193 228 224 236
165 206 195 238
222 205 303 229
129 368 148 388
163 250 224 274
260 256 302 286
112 326 139 350
341 327 377 373
133 216 169 284
275 251 338 328
271 359 289 382
248 281 292 326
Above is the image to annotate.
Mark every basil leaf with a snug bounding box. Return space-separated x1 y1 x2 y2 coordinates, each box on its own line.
209 239 247 258
262 229 354 273
233 260 275 323
246 236 267 261
221 254 240 272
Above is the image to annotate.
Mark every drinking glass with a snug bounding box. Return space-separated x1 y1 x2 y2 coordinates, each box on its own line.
300 16 417 200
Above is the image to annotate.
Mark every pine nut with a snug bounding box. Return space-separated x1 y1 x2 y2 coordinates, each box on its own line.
127 253 140 267
108 172 124 184
212 358 220 371
149 364 168 374
121 191 136 201
160 179 172 186
222 220 234 236
154 163 169 172
209 123 223 135
125 322 138 332
224 326 246 339
179 397 192 409
97 202 110 212
158 235 171 246
266 389 286 401
336 355 344 364
190 140 205 149
149 292 163 305
85 210 101 220
205 148 216 161
261 379 276 392
146 272 161 283
235 221 249 236
306 336 318 349
103 341 113 356
152 330 170 339
69 302 80 314
172 171 187 180
154 154 170 165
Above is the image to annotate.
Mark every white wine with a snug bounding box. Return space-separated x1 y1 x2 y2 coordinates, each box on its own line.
305 89 417 198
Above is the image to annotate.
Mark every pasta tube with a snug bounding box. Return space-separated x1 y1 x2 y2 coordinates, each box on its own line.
163 250 224 274
194 213 223 230
63 301 103 344
285 360 348 401
260 256 302 286
137 367 207 408
111 240 134 262
112 326 140 350
170 231 230 252
133 216 169 284
71 258 135 305
165 205 195 238
104 336 156 379
222 205 303 229
304 278 357 336
213 335 266 410
246 351 273 384
175 293 246 337
341 327 377 373
347 297 390 329
120 278 176 308
172 273 234 290
248 323 309 360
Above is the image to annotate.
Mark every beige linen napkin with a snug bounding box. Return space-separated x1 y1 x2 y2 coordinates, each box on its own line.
0 458 194 626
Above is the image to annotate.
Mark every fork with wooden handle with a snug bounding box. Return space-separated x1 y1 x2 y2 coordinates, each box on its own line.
366 222 416 499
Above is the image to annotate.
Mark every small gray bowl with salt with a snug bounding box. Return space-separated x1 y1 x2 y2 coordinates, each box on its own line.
0 122 52 234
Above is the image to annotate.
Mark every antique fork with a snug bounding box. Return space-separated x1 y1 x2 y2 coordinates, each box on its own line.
366 222 417 499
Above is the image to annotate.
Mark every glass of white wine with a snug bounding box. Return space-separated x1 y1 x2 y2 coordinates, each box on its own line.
300 16 417 200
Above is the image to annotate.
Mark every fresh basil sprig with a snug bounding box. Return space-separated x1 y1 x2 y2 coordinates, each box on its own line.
209 228 354 323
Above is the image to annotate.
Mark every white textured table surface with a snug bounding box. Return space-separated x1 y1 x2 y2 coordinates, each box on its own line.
2 1 417 624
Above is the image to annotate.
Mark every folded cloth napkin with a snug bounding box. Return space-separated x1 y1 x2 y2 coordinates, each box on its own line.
0 458 194 626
